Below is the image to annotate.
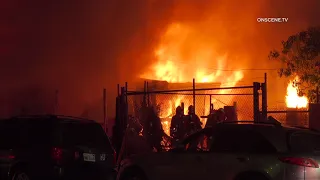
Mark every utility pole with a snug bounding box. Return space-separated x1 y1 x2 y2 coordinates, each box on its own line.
54 90 59 114
103 88 107 133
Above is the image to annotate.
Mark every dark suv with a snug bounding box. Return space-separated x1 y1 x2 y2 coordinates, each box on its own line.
0 115 116 180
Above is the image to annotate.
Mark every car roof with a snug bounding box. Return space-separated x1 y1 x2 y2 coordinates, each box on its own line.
192 122 320 152
215 120 319 133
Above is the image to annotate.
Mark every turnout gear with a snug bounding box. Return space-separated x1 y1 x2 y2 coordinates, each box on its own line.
205 108 226 128
170 106 185 146
170 106 184 138
185 105 202 136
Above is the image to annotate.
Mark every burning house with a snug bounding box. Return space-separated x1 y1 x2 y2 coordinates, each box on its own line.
128 79 242 135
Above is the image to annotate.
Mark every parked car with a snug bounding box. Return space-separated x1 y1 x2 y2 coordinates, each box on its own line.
117 120 320 180
0 115 117 180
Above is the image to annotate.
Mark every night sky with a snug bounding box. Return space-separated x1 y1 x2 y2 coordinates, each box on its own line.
1 0 319 118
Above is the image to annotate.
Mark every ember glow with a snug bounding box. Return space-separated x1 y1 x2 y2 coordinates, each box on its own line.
141 23 244 135
285 76 308 108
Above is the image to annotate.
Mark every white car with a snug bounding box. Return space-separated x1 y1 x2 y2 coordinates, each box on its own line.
117 121 320 180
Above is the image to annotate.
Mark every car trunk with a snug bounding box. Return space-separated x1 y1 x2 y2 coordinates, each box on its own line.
54 121 115 179
282 130 320 180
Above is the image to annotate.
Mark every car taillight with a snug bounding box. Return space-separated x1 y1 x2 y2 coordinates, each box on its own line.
52 147 63 162
74 151 80 160
279 157 319 168
0 155 15 159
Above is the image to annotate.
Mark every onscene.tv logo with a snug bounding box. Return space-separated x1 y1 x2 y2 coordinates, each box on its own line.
257 17 289 23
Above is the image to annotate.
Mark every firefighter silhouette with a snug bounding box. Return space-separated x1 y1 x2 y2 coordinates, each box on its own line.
216 108 227 123
205 108 218 128
205 108 226 128
184 105 202 136
140 106 165 152
170 106 185 145
117 116 153 163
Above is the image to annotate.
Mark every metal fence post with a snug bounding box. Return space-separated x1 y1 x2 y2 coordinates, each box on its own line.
253 82 261 122
117 84 120 96
143 81 147 107
261 83 267 121
146 81 150 106
120 87 126 133
115 87 125 157
124 82 128 129
54 89 59 114
125 82 128 105
103 88 107 133
193 78 196 112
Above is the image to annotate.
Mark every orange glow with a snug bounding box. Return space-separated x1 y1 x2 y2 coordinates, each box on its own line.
285 76 308 108
141 23 244 135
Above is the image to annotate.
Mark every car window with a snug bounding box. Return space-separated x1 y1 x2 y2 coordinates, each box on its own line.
23 120 53 146
1 119 54 147
0 120 19 148
184 130 213 152
289 131 320 153
58 121 113 152
210 128 277 153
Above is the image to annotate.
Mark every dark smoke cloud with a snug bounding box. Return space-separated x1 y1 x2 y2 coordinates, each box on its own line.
0 0 174 117
0 0 319 117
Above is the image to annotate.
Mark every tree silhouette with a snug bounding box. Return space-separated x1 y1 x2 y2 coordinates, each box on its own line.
269 27 320 102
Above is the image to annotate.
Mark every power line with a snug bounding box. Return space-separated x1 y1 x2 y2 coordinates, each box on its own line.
203 68 279 72
153 64 279 72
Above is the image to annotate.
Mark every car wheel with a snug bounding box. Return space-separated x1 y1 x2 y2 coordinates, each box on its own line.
11 171 31 180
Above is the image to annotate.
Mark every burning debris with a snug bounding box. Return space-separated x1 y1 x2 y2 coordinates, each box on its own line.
285 76 308 109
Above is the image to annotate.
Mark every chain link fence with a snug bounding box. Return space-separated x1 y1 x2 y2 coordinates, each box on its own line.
130 88 255 114
122 82 256 153
128 87 254 126
266 106 309 127
114 80 315 162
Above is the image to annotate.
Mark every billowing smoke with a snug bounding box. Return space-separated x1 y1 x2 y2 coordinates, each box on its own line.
142 0 320 108
0 0 319 118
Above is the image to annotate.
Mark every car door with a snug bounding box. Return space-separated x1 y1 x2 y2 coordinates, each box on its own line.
150 129 213 180
169 129 214 180
179 130 213 180
201 127 249 180
205 126 278 180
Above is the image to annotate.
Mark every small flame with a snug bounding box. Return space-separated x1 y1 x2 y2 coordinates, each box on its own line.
285 76 308 108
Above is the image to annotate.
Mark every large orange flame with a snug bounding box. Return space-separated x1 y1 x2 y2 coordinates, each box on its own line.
285 76 308 108
141 23 244 135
